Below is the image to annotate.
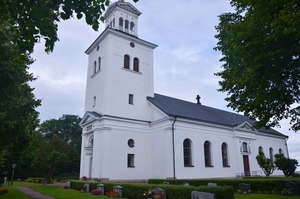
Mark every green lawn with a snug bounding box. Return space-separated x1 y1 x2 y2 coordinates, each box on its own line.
0 181 126 199
235 193 300 199
2 181 300 199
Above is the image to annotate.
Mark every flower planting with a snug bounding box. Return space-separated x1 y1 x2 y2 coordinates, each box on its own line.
106 189 119 197
0 188 8 195
91 189 101 195
63 185 69 189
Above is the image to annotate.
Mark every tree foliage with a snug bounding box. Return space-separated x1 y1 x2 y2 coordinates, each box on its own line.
214 0 300 131
31 136 70 184
0 0 139 53
0 19 41 165
256 151 276 177
274 153 298 177
38 115 82 174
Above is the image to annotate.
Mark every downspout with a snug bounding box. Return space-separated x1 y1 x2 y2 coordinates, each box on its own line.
285 137 290 158
172 117 177 179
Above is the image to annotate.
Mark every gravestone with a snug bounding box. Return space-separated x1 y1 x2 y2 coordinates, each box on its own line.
238 183 251 193
191 191 215 199
97 184 105 195
4 177 7 186
182 182 190 186
207 182 217 187
84 183 90 192
113 185 123 197
151 188 166 199
280 181 299 196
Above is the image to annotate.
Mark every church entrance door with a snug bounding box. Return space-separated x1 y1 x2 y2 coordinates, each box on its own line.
243 155 250 176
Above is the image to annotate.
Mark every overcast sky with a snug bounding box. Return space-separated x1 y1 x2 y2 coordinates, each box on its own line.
29 0 300 169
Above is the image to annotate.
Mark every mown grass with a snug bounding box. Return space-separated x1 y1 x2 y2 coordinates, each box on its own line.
2 181 300 199
1 181 127 199
0 184 32 199
235 193 300 199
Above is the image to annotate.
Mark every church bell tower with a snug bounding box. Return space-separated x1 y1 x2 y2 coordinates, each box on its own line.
83 0 157 121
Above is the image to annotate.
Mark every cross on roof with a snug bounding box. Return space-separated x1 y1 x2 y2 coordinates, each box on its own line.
196 95 201 105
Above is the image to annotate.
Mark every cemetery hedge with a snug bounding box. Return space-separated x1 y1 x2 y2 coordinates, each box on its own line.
148 178 300 194
69 180 234 199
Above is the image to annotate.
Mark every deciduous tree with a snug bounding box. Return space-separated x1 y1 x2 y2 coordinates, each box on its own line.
214 0 300 131
31 136 71 184
256 151 276 177
0 0 139 53
0 19 41 167
38 115 82 174
275 153 298 177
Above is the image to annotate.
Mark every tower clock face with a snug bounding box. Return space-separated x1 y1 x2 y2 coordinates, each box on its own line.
130 42 135 48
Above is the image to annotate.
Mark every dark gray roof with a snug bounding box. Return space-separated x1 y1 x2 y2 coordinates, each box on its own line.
147 93 287 138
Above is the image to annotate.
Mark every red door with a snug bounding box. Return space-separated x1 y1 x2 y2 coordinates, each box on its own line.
243 155 250 176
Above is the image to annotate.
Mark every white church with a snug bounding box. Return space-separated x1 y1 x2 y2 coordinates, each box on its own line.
79 0 289 181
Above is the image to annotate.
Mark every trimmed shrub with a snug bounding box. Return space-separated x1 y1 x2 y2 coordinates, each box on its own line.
69 180 234 199
148 178 300 194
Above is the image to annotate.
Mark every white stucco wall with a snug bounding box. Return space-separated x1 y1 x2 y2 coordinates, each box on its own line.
79 1 288 181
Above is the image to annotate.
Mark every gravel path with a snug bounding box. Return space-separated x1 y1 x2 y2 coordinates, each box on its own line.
15 186 55 199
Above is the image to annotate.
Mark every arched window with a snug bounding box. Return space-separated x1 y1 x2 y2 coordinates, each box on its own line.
93 61 97 74
183 139 192 167
221 142 229 167
133 57 139 72
125 20 129 32
242 142 250 152
269 147 274 163
88 135 94 148
279 148 283 154
258 146 263 153
98 57 101 70
124 55 130 69
204 141 212 167
119 17 123 30
130 22 135 34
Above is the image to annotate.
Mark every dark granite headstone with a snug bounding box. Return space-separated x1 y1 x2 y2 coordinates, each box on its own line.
191 191 215 199
280 181 299 196
238 183 251 193
151 188 166 199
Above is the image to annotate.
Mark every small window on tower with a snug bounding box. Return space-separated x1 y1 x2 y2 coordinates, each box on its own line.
93 61 97 74
133 58 139 72
129 94 134 105
93 96 96 107
119 17 123 30
127 154 135 167
130 22 135 34
125 20 129 32
124 55 130 69
98 57 101 70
